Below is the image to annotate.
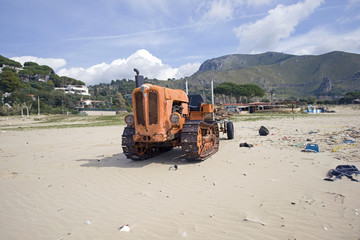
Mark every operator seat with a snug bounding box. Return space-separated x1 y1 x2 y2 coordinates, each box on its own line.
188 94 205 111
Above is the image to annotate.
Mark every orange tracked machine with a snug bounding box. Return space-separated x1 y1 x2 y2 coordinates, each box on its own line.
122 69 234 160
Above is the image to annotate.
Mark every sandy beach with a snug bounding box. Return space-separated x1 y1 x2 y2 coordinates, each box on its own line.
0 107 359 240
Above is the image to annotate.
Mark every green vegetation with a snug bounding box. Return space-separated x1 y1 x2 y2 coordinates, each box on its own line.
0 114 127 131
17 62 84 87
339 91 360 104
0 70 23 92
0 55 92 116
214 82 264 103
190 51 360 100
0 54 22 68
2 51 359 117
52 76 85 88
20 61 54 76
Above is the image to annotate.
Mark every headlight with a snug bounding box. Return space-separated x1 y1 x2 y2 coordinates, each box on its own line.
170 113 180 125
124 114 134 125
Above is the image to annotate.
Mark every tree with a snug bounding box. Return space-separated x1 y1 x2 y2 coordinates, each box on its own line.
24 62 39 67
339 91 360 104
0 89 3 106
1 67 17 73
0 54 22 68
30 81 55 91
243 84 265 102
0 70 23 92
94 86 99 99
214 82 236 103
113 91 127 110
214 84 227 103
344 91 360 99
214 82 265 103
304 96 316 104
5 89 33 107
233 85 249 103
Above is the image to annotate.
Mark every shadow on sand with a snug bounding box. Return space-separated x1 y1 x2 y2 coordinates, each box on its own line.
76 148 202 168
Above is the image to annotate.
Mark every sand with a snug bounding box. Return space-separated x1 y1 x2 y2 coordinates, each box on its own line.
0 107 359 240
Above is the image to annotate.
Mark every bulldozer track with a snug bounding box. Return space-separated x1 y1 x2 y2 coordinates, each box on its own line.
121 126 172 160
122 121 219 161
181 120 219 161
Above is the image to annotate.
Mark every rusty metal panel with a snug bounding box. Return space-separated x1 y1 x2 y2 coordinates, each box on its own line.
201 104 214 113
135 92 145 125
149 91 158 125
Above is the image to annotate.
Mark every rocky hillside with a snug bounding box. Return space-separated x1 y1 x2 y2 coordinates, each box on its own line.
188 51 360 99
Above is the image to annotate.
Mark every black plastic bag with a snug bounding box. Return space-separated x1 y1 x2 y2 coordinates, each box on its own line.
259 126 269 136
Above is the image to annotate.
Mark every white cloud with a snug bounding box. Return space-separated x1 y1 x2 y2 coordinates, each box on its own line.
246 0 272 7
234 0 324 53
57 49 201 86
200 0 272 23
274 27 360 55
175 62 202 79
202 0 235 22
10 56 66 71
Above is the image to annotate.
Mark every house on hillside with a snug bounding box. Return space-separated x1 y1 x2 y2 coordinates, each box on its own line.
76 99 105 109
55 85 90 96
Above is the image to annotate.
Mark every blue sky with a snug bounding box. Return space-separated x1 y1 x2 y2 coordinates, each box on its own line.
1 0 360 85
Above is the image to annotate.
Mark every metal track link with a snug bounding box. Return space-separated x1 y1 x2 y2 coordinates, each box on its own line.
181 120 219 161
121 126 172 160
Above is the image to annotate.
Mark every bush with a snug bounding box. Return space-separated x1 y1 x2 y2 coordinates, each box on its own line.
0 103 22 116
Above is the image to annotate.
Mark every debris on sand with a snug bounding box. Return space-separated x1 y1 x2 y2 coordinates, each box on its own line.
239 142 254 148
119 224 130 232
302 143 319 153
324 165 360 182
243 218 266 226
168 165 178 171
259 126 269 136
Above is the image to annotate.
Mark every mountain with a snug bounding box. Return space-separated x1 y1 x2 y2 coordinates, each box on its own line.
187 51 360 99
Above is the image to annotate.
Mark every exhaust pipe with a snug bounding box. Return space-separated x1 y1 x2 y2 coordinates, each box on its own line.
134 68 144 88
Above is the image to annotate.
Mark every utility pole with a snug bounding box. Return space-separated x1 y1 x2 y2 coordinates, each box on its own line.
269 89 275 104
211 80 215 121
185 80 188 95
37 96 40 116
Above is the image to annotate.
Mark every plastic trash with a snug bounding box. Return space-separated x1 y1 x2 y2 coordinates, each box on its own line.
259 126 269 136
332 144 356 152
302 143 319 153
119 225 130 232
295 142 305 148
239 142 253 148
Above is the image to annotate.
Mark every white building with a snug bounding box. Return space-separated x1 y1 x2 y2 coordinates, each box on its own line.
55 85 90 96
